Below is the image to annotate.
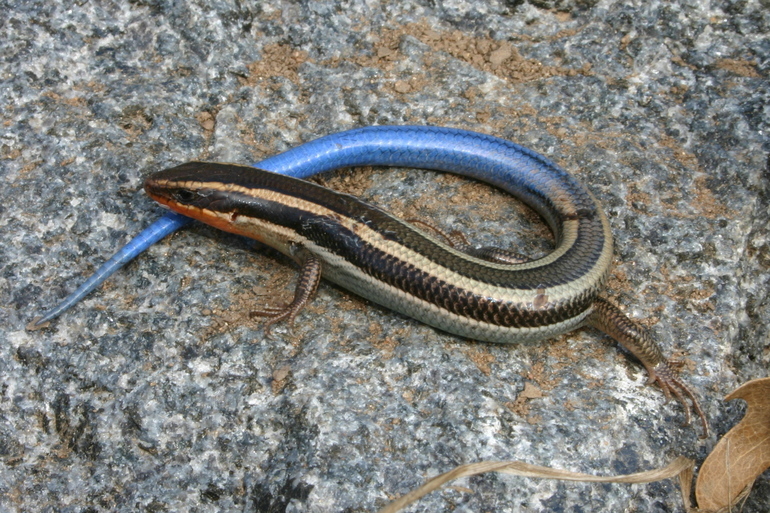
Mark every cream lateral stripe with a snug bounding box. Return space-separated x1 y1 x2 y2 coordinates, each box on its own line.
302 239 593 343
163 178 568 271
196 181 606 306
174 180 612 306
213 206 304 256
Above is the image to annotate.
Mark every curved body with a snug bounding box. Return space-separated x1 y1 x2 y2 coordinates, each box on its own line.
145 126 614 343
33 125 706 434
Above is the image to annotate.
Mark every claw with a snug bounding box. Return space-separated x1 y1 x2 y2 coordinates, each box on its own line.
648 362 709 438
250 304 289 316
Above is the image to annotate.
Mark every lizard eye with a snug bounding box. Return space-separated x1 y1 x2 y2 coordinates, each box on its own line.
173 189 197 203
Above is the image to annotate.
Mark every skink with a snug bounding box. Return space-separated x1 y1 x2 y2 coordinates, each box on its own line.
30 125 708 435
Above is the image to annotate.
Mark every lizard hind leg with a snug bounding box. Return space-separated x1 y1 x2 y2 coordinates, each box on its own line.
407 218 530 263
587 297 709 437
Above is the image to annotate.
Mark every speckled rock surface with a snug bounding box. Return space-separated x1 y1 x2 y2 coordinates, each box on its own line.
2 0 768 511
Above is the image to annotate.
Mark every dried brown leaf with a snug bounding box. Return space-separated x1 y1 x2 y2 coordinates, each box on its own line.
379 457 694 513
696 377 770 511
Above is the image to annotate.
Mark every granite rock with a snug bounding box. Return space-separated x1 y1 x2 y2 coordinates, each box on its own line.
1 0 768 511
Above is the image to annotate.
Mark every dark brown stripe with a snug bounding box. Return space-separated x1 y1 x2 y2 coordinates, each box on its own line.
147 162 608 291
